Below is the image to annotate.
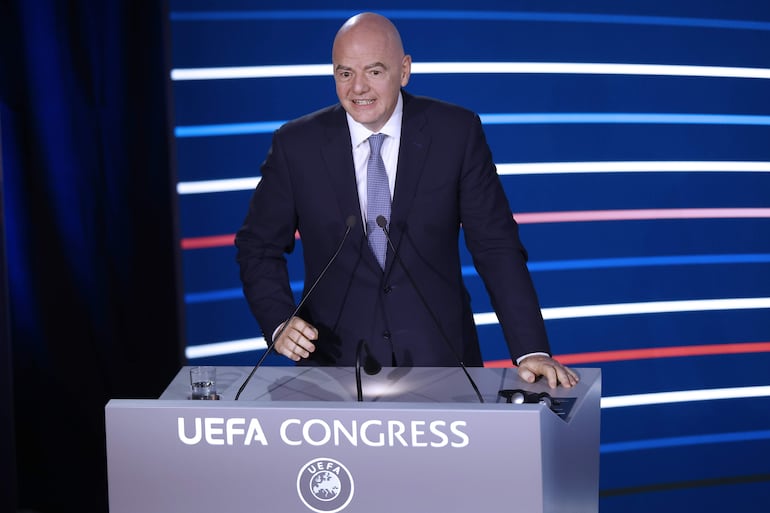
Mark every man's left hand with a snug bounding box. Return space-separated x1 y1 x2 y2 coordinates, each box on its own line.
517 355 579 388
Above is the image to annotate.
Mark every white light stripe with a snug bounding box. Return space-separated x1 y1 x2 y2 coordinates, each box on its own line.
177 177 260 194
170 62 770 81
187 297 770 359
601 385 770 408
171 64 331 80
177 161 770 195
474 297 770 325
413 62 770 80
496 161 770 175
184 341 770 408
186 337 267 359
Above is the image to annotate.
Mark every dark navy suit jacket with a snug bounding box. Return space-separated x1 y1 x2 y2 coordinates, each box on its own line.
235 91 551 367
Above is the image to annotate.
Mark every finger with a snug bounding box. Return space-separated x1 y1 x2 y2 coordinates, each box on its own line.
285 317 318 345
292 341 310 360
557 367 575 388
279 325 317 361
297 323 319 341
559 365 580 387
517 365 536 384
281 338 300 361
276 330 301 361
543 365 558 388
289 328 316 356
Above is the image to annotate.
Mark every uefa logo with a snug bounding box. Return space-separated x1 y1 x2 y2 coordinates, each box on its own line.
297 457 355 513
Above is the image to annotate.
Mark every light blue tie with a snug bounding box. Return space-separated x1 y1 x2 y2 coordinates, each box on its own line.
366 133 390 269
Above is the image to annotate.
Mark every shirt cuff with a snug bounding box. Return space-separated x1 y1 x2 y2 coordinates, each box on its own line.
515 352 550 365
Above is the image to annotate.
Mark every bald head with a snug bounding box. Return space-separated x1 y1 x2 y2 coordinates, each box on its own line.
331 13 411 132
333 12 405 58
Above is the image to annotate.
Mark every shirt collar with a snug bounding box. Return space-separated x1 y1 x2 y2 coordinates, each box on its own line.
347 92 403 149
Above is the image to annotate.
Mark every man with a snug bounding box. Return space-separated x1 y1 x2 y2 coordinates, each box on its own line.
235 12 578 388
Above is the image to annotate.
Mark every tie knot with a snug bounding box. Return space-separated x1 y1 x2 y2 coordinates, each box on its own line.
368 133 385 155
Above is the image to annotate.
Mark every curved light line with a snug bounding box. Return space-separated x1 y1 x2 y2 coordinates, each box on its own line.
183 252 770 303
186 340 770 362
185 299 770 356
186 250 770 302
481 342 770 368
183 336 770 406
473 298 770 325
415 61 770 79
601 386 770 409
496 161 770 175
186 337 266 358
554 342 770 365
175 121 282 137
176 161 770 195
169 10 770 33
174 113 770 137
178 177 260 195
181 234 234 250
170 61 770 81
513 208 770 224
481 113 770 125
527 254 770 271
601 429 770 453
179 207 770 250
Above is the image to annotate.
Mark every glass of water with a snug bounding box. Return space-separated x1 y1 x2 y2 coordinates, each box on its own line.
189 366 217 399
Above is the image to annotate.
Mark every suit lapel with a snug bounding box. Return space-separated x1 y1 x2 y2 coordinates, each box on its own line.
319 106 382 271
320 106 363 227
319 97 431 273
391 94 429 247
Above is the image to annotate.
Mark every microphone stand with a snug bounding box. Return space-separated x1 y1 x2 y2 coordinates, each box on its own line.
234 216 357 400
355 339 382 402
355 340 364 402
376 216 484 403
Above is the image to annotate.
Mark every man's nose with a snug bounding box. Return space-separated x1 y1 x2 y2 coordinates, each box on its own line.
351 74 369 93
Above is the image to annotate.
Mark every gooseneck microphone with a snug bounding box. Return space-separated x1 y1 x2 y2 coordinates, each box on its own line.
375 216 485 403
234 215 358 400
355 339 382 401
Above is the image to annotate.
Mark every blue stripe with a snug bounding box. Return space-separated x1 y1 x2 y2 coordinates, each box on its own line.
169 10 770 32
479 113 770 126
175 121 283 138
186 288 242 302
601 430 770 453
185 254 770 304
186 280 304 304
175 113 770 138
526 254 770 272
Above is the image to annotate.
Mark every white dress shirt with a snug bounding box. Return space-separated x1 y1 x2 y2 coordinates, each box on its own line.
346 92 403 231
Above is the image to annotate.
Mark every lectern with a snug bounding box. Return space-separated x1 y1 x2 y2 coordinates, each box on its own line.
105 366 600 513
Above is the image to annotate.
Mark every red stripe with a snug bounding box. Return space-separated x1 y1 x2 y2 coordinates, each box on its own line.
180 208 770 250
181 234 234 249
514 208 770 224
181 230 301 250
484 341 770 367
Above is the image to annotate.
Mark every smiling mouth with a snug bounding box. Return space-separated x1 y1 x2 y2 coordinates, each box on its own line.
352 99 375 105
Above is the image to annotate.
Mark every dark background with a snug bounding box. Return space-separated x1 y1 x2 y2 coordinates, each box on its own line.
1 2 183 512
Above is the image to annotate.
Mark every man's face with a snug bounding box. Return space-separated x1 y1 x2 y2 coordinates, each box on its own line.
332 23 411 133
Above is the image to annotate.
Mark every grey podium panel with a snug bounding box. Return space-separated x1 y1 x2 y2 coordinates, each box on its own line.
106 367 600 513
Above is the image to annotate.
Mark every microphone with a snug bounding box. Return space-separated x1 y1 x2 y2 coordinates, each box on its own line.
235 215 358 400
355 340 382 401
375 216 485 403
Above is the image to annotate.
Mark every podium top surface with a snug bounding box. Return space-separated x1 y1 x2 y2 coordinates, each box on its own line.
154 366 600 415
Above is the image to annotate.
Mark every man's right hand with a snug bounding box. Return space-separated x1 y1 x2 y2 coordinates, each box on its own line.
274 316 318 361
